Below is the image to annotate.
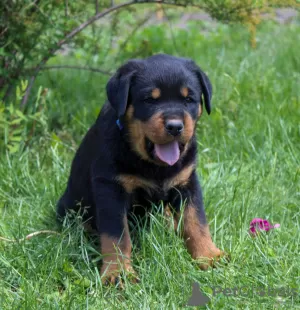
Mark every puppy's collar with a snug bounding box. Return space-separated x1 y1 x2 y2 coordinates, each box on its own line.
116 118 123 130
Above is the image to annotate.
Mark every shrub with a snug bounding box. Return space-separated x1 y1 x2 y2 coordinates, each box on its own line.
0 0 298 107
0 81 48 153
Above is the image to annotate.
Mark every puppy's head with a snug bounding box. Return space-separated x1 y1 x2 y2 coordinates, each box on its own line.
106 54 212 166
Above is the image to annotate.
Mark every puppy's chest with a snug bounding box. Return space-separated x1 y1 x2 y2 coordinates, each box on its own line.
116 164 194 197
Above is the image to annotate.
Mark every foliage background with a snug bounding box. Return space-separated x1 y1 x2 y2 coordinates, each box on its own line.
0 1 299 309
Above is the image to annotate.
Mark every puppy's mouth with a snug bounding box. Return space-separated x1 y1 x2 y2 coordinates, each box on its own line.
145 138 185 166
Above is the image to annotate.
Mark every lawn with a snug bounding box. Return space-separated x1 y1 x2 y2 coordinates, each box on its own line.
0 18 299 309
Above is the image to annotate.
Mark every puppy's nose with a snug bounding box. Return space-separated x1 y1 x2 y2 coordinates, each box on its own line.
165 120 184 136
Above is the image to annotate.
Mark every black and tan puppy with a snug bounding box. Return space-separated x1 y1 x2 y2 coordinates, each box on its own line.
57 54 224 284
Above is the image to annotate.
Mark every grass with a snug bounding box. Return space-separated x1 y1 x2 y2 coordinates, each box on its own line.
0 18 299 309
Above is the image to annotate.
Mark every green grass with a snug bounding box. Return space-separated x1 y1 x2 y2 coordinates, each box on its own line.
0 20 300 309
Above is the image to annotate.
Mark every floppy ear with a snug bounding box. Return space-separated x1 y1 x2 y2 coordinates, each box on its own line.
185 60 213 115
106 60 140 119
196 69 212 115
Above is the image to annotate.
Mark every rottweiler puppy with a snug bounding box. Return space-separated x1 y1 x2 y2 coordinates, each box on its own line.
57 54 224 284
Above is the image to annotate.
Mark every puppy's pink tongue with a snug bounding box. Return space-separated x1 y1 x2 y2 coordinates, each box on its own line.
154 141 180 166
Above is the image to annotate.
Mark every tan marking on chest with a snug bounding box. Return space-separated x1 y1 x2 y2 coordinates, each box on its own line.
164 164 195 190
117 174 158 194
117 164 194 194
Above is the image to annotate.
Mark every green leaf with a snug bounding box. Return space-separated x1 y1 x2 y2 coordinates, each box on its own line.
7 144 19 153
15 110 27 120
74 278 92 288
10 136 22 142
10 118 23 125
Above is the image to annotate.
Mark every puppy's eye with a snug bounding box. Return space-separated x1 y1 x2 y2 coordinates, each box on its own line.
144 97 157 103
184 97 193 104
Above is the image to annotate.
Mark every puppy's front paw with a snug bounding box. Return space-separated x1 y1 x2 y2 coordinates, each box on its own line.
196 247 229 270
101 261 139 287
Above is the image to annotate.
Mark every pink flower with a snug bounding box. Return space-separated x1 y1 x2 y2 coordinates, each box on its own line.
249 218 280 236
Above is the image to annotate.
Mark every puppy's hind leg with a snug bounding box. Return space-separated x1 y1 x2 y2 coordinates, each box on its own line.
56 193 69 220
56 190 80 221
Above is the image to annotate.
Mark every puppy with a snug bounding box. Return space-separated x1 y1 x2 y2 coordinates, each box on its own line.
57 54 224 284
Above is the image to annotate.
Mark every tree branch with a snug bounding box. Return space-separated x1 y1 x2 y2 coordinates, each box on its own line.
116 10 154 61
27 65 112 75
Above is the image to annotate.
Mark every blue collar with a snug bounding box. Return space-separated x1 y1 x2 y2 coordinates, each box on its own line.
116 118 123 130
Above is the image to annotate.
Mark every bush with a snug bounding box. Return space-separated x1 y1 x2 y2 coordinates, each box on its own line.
0 0 298 107
0 81 48 153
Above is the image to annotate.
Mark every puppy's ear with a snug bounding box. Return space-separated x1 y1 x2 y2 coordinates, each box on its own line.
106 60 140 118
185 60 213 115
196 69 212 115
